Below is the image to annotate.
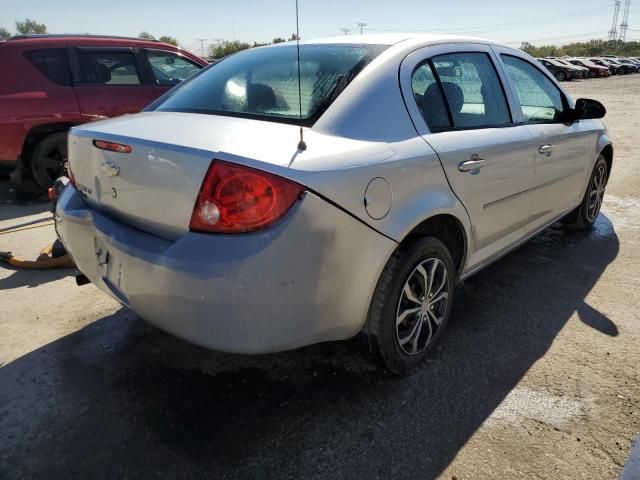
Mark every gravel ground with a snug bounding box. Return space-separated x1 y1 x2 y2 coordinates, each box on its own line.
1 75 639 480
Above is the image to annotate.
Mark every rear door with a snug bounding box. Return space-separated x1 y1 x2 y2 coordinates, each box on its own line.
141 49 203 97
495 49 593 232
401 44 536 268
70 46 157 122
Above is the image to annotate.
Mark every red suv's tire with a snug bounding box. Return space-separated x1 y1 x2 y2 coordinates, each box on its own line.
29 132 68 191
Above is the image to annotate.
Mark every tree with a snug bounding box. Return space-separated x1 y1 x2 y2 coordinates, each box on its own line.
209 40 253 58
272 37 286 44
158 35 178 46
15 18 47 35
289 33 300 41
0 27 11 40
138 31 155 40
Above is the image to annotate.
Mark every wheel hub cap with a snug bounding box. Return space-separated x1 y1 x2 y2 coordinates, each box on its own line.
395 258 449 355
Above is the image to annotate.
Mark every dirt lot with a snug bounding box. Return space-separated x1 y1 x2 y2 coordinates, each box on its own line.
1 75 639 480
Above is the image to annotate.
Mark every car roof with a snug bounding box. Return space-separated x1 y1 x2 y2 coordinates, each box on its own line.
298 32 511 49
7 33 161 43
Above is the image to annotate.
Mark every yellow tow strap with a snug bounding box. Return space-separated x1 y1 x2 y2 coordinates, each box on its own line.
0 243 75 269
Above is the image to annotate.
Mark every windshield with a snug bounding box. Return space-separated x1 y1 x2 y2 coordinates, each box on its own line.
151 43 387 126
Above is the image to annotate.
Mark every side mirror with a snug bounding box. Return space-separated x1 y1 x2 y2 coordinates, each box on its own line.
573 98 606 120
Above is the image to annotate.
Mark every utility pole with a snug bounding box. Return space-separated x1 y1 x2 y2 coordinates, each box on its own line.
339 28 351 35
195 38 208 57
356 22 367 34
619 0 631 42
609 0 622 40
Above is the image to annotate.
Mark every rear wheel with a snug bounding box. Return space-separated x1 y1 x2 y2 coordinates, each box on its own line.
555 71 566 81
361 237 456 374
564 155 608 230
29 132 68 191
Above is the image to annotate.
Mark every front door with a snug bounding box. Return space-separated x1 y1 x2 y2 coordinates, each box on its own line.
401 45 536 268
496 51 593 232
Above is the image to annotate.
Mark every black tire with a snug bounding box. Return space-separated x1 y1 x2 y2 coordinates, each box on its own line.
29 132 68 191
361 237 456 374
564 155 608 230
555 71 566 81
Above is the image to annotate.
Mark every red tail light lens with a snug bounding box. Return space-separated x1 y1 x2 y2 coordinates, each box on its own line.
189 160 304 233
93 140 132 154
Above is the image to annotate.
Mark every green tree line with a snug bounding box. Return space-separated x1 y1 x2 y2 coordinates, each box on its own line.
521 39 640 58
208 34 299 58
1 18 47 39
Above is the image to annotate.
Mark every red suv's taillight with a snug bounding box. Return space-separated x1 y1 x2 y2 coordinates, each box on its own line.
189 160 304 233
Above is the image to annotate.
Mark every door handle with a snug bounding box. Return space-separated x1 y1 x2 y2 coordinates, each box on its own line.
538 145 554 156
458 155 487 172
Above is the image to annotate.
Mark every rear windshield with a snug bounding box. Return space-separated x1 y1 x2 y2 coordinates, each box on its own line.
151 43 387 126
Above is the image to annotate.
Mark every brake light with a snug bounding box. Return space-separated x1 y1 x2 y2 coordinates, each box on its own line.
189 160 304 233
93 140 132 154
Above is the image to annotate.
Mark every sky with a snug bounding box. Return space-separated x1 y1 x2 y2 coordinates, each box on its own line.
2 0 639 56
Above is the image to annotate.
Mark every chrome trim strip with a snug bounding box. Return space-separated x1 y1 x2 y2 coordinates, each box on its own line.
484 187 534 210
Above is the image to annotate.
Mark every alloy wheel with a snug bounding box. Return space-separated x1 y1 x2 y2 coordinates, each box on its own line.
395 258 449 355
587 163 607 221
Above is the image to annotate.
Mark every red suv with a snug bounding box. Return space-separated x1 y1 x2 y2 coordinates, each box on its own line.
0 34 207 190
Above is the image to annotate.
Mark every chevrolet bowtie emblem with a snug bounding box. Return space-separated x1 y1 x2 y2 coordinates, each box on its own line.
101 162 120 177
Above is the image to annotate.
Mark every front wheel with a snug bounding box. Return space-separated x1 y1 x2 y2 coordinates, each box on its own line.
555 71 566 81
361 237 456 374
564 155 608 230
29 132 68 191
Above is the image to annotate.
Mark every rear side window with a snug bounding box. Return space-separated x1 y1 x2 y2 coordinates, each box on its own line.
146 50 201 86
411 52 511 131
500 55 565 123
411 63 451 130
76 51 141 85
153 44 387 126
24 49 71 86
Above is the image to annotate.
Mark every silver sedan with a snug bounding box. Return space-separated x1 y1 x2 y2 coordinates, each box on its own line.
56 34 611 373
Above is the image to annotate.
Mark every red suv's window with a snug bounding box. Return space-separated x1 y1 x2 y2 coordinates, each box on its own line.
23 49 71 86
76 51 141 85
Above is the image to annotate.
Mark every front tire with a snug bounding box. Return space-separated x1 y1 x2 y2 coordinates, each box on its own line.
362 237 456 374
555 71 566 81
564 155 608 230
29 132 68 191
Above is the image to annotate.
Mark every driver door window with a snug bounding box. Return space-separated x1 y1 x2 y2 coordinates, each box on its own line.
500 55 565 123
146 51 201 86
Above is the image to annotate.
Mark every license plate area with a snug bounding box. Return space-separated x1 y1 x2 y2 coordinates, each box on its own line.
94 238 129 306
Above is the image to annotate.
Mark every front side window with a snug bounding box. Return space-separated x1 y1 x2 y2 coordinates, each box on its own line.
146 51 201 86
153 44 387 125
501 55 565 123
76 51 141 85
24 48 71 86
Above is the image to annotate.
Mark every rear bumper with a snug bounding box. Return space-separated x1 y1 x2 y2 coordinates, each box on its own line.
56 186 397 354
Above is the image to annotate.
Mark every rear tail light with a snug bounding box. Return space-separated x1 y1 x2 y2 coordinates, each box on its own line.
189 160 304 233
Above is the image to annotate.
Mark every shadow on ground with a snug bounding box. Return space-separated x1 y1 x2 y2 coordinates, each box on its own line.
0 215 619 479
0 179 49 221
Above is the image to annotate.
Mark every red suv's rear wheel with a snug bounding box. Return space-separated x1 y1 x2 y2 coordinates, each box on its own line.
29 132 68 191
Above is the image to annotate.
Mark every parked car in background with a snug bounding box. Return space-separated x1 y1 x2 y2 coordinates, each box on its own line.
551 58 589 78
600 57 635 74
619 57 640 72
0 34 207 190
57 34 612 373
590 58 620 75
537 58 575 81
567 58 609 77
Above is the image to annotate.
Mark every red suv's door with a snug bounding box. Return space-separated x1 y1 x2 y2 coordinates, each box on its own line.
70 46 157 122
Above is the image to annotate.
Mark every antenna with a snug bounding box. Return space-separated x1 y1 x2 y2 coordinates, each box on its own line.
356 22 367 35
295 0 306 151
